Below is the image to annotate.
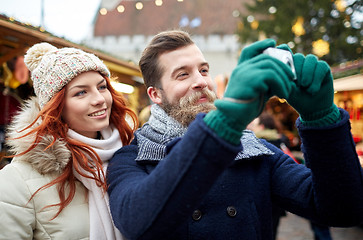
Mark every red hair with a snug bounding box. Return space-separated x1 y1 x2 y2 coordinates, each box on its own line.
13 76 138 219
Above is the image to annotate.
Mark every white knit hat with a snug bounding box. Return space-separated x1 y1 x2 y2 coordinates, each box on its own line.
24 42 110 108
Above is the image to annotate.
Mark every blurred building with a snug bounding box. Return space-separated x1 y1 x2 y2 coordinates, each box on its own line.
85 0 252 84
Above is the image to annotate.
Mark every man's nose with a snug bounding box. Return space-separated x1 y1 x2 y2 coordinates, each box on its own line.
192 74 208 90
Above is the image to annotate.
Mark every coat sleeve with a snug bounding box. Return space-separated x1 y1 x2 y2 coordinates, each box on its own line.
299 109 363 225
107 114 242 240
0 163 35 239
271 109 363 226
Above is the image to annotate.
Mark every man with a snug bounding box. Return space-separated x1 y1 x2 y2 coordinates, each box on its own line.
107 30 363 240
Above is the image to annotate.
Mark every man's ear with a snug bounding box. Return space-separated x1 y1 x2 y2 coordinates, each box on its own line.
147 86 163 104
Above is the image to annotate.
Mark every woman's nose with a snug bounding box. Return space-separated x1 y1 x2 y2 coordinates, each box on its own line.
91 91 106 105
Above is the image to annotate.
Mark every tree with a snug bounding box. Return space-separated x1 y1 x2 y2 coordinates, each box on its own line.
236 0 362 66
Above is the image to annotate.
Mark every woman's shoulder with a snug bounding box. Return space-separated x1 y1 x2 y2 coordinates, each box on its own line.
1 160 45 182
0 160 64 203
0 162 36 239
0 161 36 210
0 159 88 208
0 161 90 239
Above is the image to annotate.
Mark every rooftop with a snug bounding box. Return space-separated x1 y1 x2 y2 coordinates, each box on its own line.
94 0 251 37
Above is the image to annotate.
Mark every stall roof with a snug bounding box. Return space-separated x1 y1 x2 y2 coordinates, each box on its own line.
0 16 142 80
332 59 363 92
333 74 363 92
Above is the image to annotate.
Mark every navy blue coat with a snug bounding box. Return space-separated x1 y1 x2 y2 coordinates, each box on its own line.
107 109 363 240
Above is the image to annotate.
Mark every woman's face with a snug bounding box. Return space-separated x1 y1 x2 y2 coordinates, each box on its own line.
62 71 112 139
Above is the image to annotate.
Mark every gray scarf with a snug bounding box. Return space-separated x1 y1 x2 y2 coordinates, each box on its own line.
135 104 274 162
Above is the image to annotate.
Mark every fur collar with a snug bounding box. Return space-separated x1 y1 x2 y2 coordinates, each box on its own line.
6 97 70 175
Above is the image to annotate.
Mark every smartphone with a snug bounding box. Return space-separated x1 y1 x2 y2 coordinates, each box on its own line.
263 48 297 80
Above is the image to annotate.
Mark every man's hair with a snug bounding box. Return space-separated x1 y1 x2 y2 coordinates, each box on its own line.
139 30 194 88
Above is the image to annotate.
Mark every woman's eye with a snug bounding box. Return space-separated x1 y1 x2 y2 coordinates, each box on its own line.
74 90 86 96
99 84 107 90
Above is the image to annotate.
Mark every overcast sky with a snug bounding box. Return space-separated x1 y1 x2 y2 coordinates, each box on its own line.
0 0 101 43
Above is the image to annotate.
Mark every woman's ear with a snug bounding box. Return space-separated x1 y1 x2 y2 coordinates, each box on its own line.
147 86 162 104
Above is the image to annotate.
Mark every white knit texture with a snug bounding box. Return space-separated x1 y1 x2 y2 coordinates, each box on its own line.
24 42 110 108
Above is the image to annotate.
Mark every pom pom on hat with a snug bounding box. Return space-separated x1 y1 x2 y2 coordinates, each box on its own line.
24 43 57 72
24 42 110 108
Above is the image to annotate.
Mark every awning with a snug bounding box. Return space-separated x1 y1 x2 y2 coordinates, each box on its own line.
0 16 141 79
333 74 363 92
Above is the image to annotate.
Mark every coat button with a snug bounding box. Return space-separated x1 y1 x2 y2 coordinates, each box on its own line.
192 209 202 221
227 206 237 217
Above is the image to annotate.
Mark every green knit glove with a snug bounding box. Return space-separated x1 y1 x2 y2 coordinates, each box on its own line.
277 44 340 126
204 39 294 144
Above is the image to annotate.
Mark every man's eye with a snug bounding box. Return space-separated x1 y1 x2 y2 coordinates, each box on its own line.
177 72 188 78
201 68 209 74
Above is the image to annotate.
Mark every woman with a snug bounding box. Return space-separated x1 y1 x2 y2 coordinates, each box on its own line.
0 43 138 239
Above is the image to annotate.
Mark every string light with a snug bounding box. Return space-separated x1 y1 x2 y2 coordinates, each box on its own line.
287 41 295 49
98 0 184 15
117 5 125 13
268 6 277 14
292 16 305 36
155 0 163 6
312 39 330 57
135 2 144 10
247 15 255 23
319 26 327 33
335 0 347 12
344 20 351 28
250 20 259 30
92 0 193 17
100 8 107 15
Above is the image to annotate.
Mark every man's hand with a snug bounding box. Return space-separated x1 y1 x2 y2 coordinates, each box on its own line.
277 45 340 126
237 38 276 64
204 39 294 144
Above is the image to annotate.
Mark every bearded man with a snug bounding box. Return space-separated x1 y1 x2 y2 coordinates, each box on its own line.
107 30 363 240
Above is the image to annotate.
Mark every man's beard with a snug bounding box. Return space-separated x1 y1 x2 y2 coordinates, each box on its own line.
160 88 217 127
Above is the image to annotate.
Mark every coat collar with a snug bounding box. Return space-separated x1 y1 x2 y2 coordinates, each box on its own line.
6 97 71 174
135 118 274 163
235 130 274 160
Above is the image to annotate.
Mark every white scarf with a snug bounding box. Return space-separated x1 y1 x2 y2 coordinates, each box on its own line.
68 126 125 240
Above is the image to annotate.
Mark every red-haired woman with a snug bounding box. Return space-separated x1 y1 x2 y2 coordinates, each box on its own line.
0 43 137 239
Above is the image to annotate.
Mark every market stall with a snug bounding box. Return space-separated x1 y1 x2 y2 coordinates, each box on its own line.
332 60 363 164
332 61 363 141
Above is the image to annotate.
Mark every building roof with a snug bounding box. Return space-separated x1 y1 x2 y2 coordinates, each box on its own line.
0 15 141 81
94 0 251 36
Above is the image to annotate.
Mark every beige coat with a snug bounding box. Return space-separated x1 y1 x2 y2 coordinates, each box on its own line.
0 97 89 239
